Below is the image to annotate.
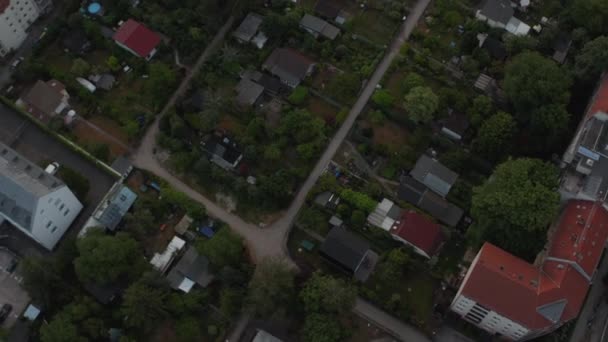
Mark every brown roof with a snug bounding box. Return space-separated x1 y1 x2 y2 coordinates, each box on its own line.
21 80 65 118
0 0 9 14
460 200 608 330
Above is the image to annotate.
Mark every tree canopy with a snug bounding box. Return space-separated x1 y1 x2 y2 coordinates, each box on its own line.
300 272 357 315
40 297 106 342
196 227 243 269
574 36 608 81
302 313 344 342
403 86 439 123
570 0 608 35
74 231 144 285
247 258 295 318
473 112 516 161
121 276 170 331
469 158 560 260
504 52 571 120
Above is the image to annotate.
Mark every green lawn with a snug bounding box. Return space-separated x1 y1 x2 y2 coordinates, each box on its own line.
349 10 400 45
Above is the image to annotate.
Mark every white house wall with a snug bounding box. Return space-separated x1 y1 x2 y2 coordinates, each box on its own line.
0 0 40 56
31 186 82 249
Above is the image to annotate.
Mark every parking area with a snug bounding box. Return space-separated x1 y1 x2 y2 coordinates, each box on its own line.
0 248 30 329
0 103 117 250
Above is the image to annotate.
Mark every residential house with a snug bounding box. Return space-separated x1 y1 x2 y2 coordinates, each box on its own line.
398 175 463 227
390 210 444 259
89 74 116 91
475 0 530 36
61 29 92 55
410 154 458 197
150 236 186 273
202 135 243 171
313 191 340 210
80 183 137 234
441 111 470 141
367 198 402 230
299 14 340 40
262 48 315 88
561 73 608 205
477 33 507 60
242 70 286 96
17 79 70 123
252 329 284 342
314 0 348 24
174 214 193 235
320 227 378 282
367 199 444 258
113 19 161 60
551 33 571 65
0 142 83 250
0 0 42 57
166 246 214 293
235 77 264 107
233 13 267 49
451 200 608 341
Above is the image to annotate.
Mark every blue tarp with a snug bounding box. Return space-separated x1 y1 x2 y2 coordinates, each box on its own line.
198 226 214 238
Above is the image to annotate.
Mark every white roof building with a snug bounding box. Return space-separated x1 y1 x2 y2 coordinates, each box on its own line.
0 142 83 250
150 236 186 273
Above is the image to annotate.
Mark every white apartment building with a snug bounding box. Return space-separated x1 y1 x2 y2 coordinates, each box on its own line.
0 142 83 250
0 0 42 57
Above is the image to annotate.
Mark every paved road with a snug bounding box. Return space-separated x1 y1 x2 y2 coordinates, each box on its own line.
570 252 608 342
354 298 432 342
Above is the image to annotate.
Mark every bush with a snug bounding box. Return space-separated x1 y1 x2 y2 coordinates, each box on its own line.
58 167 90 201
288 86 309 105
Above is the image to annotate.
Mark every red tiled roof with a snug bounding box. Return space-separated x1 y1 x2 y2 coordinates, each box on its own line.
460 200 608 330
113 19 160 58
391 210 444 256
586 73 608 120
0 0 9 14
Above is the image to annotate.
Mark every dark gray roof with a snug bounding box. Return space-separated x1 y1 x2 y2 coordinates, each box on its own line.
98 185 137 231
410 155 458 197
320 227 370 273
478 0 513 25
300 14 340 40
233 13 264 42
552 33 571 64
61 29 92 54
235 78 264 106
398 176 463 227
0 143 65 230
262 48 314 87
21 80 65 117
204 135 242 165
482 37 507 60
167 247 214 289
442 112 470 138
110 155 132 176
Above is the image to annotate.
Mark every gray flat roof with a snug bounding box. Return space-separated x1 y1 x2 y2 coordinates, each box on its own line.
410 155 458 197
233 13 264 42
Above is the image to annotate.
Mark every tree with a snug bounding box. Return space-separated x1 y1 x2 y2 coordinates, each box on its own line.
401 72 425 94
106 56 120 72
145 62 178 108
504 35 538 55
196 228 243 269
300 272 356 314
40 297 106 342
504 52 572 120
368 109 385 125
376 248 410 283
288 86 309 105
339 189 376 213
570 0 608 35
371 89 394 109
263 145 281 162
121 276 169 331
350 210 366 227
297 207 329 234
469 158 560 260
70 58 90 76
575 36 608 81
74 230 144 285
468 95 493 128
302 313 344 342
247 258 295 318
327 72 361 103
403 86 439 123
473 112 516 161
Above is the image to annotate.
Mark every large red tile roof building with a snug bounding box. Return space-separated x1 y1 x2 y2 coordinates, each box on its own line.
113 19 161 60
451 200 608 340
390 210 444 258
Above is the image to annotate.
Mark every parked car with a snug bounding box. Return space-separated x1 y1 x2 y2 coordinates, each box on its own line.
0 304 13 323
10 57 24 69
44 162 60 175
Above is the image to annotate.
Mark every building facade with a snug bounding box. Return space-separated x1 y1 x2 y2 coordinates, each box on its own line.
0 0 42 57
451 201 608 341
0 142 82 250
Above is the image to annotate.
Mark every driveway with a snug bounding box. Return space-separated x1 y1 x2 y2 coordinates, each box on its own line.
0 248 30 329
